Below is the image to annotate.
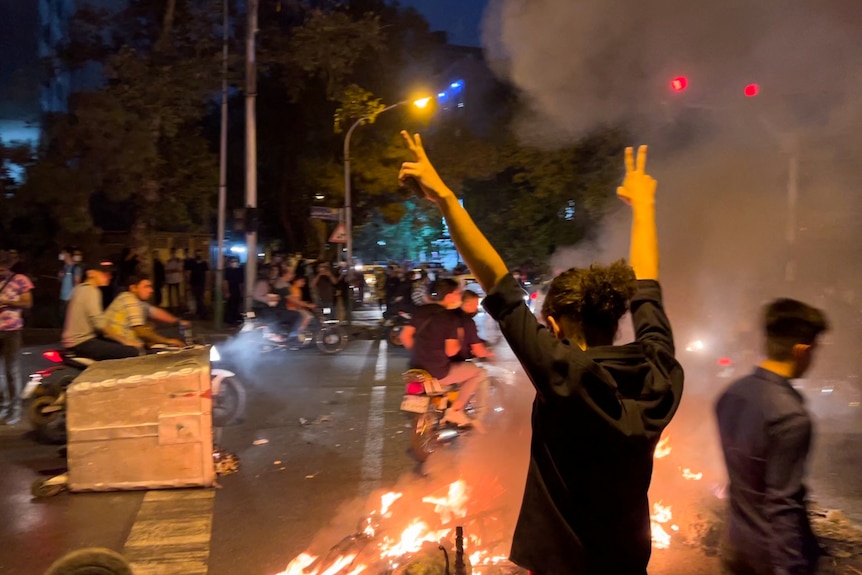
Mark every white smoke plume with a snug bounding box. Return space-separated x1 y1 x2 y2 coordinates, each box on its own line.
481 0 862 377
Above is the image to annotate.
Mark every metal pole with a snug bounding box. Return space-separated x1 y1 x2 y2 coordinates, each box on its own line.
244 0 258 312
214 0 228 329
343 102 404 272
786 150 799 283
343 118 363 274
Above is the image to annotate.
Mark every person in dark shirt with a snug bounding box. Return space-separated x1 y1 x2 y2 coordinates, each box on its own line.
311 262 337 309
224 256 245 325
151 250 166 307
715 299 829 575
399 132 683 574
185 250 209 319
453 290 494 362
401 278 486 431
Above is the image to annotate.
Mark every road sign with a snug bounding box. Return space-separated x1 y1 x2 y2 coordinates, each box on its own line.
329 222 347 243
310 206 342 221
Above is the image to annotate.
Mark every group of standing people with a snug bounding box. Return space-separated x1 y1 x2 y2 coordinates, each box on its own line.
397 130 831 575
149 247 210 319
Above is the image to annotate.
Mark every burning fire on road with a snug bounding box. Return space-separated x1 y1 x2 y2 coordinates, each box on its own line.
275 431 716 575
276 478 514 574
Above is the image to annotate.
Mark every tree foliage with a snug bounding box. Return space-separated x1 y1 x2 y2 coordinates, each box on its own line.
11 0 627 273
10 0 224 259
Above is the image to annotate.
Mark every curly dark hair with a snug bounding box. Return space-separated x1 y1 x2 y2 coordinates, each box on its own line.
541 259 637 346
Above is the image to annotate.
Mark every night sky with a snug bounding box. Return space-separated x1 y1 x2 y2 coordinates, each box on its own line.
398 0 487 46
0 0 39 118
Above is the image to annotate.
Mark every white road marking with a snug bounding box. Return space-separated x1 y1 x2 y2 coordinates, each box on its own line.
360 342 388 495
123 489 215 575
374 340 388 382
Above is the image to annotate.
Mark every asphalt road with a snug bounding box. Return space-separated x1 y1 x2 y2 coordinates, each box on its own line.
1 324 861 575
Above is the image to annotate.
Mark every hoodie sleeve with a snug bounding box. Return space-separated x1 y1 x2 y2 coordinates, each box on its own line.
630 280 681 379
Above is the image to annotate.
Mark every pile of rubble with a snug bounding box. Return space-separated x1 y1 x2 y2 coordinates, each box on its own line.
686 496 862 573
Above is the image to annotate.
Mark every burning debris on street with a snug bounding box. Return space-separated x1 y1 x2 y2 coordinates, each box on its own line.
275 478 520 575
273 417 862 575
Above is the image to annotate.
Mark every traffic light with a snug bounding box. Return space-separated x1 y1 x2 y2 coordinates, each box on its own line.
743 83 760 97
670 76 688 92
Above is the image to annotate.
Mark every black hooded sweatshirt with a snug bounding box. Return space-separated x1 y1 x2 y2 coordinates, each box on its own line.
483 274 684 575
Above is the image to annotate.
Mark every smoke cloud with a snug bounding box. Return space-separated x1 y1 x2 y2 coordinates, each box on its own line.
482 0 862 378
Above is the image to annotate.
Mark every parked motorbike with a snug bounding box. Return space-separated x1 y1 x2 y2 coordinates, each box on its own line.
23 340 246 444
240 307 348 354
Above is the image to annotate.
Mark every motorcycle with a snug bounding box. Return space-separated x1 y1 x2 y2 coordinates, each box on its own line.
240 307 348 354
23 339 246 444
399 367 483 463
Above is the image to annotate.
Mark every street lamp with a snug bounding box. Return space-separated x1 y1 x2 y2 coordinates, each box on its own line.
342 97 431 273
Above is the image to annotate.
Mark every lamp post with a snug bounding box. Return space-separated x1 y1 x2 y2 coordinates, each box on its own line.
342 97 431 271
343 102 400 273
213 0 228 329
341 97 430 324
243 0 259 313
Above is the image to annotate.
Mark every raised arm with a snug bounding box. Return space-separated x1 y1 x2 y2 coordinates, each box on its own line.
398 132 509 294
617 146 658 281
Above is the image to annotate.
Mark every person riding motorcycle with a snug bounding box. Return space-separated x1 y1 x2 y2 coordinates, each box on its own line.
61 261 141 361
250 265 300 337
401 278 487 432
453 289 494 362
285 275 316 335
103 274 190 350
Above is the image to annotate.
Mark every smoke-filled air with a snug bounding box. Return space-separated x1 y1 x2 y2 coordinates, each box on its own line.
482 0 862 392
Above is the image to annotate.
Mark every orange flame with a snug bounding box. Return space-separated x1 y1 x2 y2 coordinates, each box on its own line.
654 435 672 459
380 491 402 516
421 479 469 524
650 501 679 550
680 467 703 481
379 520 451 558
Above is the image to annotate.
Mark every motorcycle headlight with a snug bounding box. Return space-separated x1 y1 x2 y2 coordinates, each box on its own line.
210 346 221 363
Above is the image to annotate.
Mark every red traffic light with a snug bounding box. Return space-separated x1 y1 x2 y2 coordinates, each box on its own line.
743 83 760 97
670 76 688 92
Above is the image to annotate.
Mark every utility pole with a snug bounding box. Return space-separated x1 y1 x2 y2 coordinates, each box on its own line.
786 148 799 283
214 0 229 329
244 0 259 312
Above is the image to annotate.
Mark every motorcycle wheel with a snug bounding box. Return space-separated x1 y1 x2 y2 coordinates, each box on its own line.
42 547 133 575
316 325 348 354
213 377 247 428
28 395 67 445
388 325 404 347
409 411 437 462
